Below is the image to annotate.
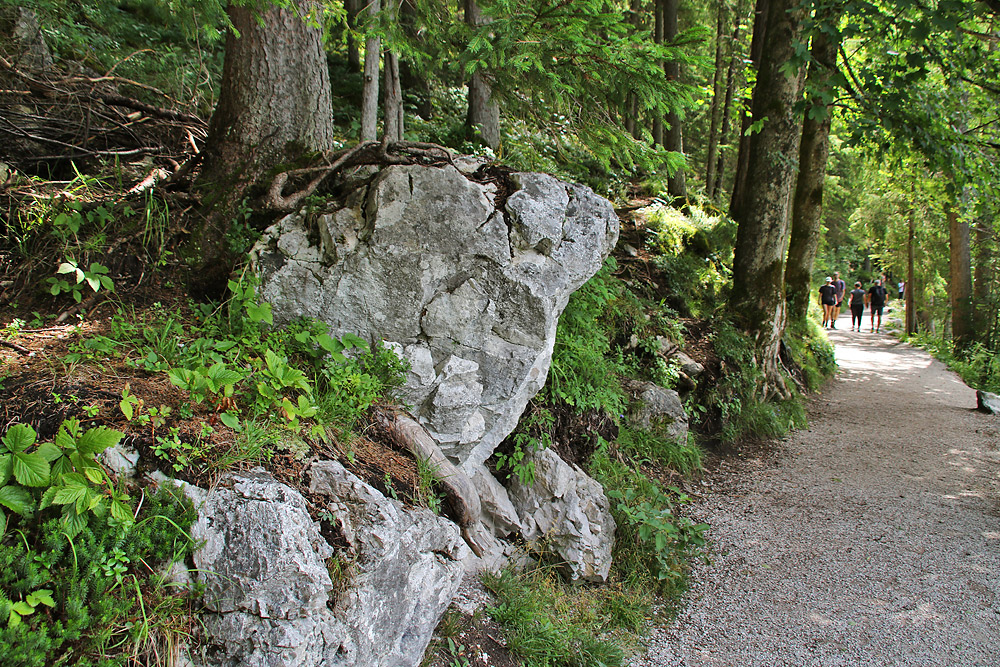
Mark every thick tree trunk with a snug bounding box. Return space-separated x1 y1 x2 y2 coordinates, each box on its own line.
193 0 333 296
663 0 687 203
729 0 770 221
948 194 973 347
785 15 840 323
728 0 807 397
705 0 728 197
361 0 382 142
465 0 500 149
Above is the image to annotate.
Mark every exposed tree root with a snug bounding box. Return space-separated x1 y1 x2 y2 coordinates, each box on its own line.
265 139 453 213
371 406 488 558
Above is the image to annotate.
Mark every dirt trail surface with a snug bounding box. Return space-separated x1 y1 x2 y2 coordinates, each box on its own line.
633 313 1000 667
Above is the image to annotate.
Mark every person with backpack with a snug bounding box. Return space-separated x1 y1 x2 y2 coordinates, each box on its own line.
865 279 888 333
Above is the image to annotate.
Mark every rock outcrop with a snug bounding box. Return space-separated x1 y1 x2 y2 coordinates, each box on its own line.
629 380 689 444
977 390 1000 415
191 467 466 667
507 448 616 583
254 165 618 474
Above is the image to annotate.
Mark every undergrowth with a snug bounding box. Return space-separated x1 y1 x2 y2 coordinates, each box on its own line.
904 333 1000 394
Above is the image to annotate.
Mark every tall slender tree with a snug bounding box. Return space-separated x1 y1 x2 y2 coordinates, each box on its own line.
361 0 382 141
785 5 843 323
663 0 687 203
728 0 808 396
465 0 500 149
728 0 769 222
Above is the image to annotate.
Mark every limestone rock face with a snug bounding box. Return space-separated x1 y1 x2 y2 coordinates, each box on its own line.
192 467 467 667
254 165 618 473
977 390 1000 415
507 448 616 583
630 381 689 444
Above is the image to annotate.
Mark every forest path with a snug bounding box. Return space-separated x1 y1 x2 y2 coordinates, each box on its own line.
632 310 1000 667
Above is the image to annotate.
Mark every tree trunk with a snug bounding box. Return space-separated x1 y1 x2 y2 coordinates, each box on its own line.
652 0 664 146
361 0 382 142
193 0 334 296
728 0 807 397
465 0 500 149
785 13 840 324
399 0 432 119
729 0 770 221
948 193 973 348
663 0 687 203
345 0 361 70
383 50 403 142
973 217 994 342
705 0 728 197
625 0 642 138
906 194 917 335
712 0 748 201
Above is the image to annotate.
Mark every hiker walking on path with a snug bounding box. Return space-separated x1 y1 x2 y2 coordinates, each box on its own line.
632 325 1000 667
898 280 905 302
832 272 847 325
819 277 837 329
866 278 888 332
849 281 866 331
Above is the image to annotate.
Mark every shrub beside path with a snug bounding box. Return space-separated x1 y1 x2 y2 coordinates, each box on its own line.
633 312 1000 667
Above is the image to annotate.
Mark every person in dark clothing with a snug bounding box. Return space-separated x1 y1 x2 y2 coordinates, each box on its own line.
865 279 888 332
849 282 866 331
832 272 846 326
819 277 837 328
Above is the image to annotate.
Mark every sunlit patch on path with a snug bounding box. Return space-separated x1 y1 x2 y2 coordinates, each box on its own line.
632 311 1000 667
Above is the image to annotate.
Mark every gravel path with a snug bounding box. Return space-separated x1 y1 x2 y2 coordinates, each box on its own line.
633 313 1000 667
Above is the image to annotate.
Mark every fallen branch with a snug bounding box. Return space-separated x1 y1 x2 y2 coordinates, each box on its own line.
371 407 488 557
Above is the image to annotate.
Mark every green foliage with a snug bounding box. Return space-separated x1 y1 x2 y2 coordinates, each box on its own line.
905 334 1000 394
701 322 807 443
494 407 554 486
482 566 633 667
545 259 627 416
615 426 702 477
0 420 196 666
783 317 837 392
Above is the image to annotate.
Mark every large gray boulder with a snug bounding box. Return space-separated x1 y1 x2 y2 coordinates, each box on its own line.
191 467 467 667
254 165 618 473
507 448 616 583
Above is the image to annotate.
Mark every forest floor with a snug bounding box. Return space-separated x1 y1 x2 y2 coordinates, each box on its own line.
631 309 1000 667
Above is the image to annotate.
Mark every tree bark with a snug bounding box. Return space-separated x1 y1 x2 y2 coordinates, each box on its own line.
729 0 770 221
383 50 403 142
663 0 687 203
972 217 994 342
947 193 973 348
345 0 362 70
361 0 382 142
652 0 665 147
465 0 500 149
705 0 728 197
728 0 807 397
399 0 432 119
193 0 334 296
712 0 749 201
785 13 841 324
906 192 917 335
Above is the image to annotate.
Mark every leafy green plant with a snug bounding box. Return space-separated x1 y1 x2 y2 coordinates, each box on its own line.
45 259 114 303
494 408 554 486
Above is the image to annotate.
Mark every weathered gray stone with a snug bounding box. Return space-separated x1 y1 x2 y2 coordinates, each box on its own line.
470 465 521 538
977 390 1000 415
254 165 618 474
630 381 689 444
308 461 468 667
674 351 705 378
100 443 139 478
507 448 616 583
192 465 469 667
